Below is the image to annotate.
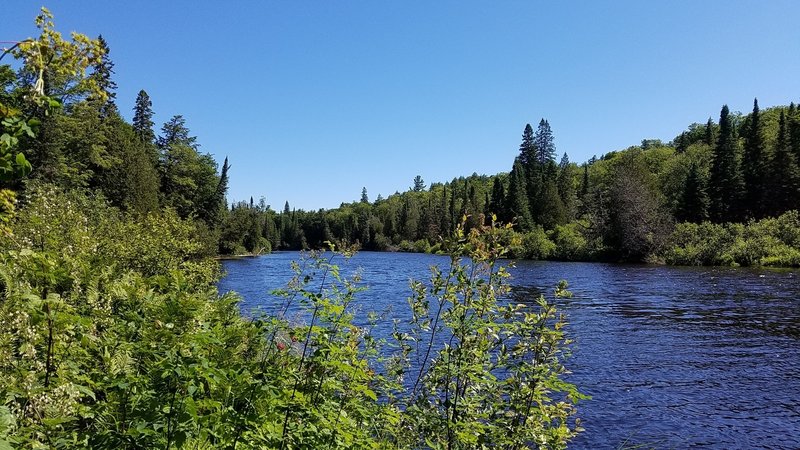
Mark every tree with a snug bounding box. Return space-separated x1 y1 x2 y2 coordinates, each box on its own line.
412 175 425 192
361 187 369 203
676 161 709 223
709 105 744 222
742 98 767 218
132 89 156 145
534 119 556 165
489 176 506 221
89 35 117 115
607 151 672 260
157 115 197 151
518 123 536 167
506 159 532 231
766 111 800 216
704 118 716 146
557 152 576 220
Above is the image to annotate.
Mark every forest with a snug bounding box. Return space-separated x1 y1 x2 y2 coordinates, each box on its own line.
1 7 799 449
225 104 800 267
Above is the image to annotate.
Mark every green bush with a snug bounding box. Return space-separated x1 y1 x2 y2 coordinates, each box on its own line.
663 211 800 267
511 226 556 260
0 191 583 448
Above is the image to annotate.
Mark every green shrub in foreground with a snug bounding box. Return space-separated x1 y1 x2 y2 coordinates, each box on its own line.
0 192 583 448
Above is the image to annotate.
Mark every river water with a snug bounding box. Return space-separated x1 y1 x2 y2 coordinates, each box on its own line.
218 251 800 449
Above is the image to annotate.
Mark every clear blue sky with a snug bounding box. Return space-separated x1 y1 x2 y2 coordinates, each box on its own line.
3 1 799 210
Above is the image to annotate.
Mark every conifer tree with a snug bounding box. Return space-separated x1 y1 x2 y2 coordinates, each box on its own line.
709 105 744 222
216 156 230 210
705 118 716 147
506 159 532 231
767 111 800 215
412 175 426 192
676 162 709 222
557 153 576 220
132 90 156 145
489 176 506 221
518 123 536 167
89 35 117 115
361 187 369 203
742 98 767 218
534 119 556 164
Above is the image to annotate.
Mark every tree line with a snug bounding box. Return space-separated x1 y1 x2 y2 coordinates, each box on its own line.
224 100 800 265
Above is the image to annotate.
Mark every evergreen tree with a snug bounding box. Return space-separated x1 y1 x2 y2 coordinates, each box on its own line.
132 90 156 145
89 35 117 115
580 163 590 199
557 152 576 220
534 119 556 164
766 111 800 215
361 187 369 203
489 176 506 221
709 105 744 222
518 123 536 167
216 156 230 212
157 115 198 151
506 159 532 231
705 118 716 147
412 175 426 192
788 103 800 172
742 98 767 218
676 162 709 222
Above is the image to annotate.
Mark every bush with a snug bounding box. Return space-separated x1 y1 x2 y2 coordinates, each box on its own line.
663 211 800 267
0 192 584 448
511 226 556 260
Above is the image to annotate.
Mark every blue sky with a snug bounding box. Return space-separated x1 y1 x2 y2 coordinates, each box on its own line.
3 1 799 210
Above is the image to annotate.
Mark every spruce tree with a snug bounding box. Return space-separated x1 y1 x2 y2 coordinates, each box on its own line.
89 35 117 115
709 105 744 222
361 187 369 203
518 124 536 167
412 175 426 192
767 111 800 215
557 152 575 220
742 98 767 218
705 118 716 147
534 119 556 165
676 162 709 222
489 176 506 221
506 159 532 231
132 90 156 145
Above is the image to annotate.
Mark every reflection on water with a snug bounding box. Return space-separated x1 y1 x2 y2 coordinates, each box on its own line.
219 252 800 449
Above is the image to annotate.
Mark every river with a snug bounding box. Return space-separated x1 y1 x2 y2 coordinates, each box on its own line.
218 251 800 449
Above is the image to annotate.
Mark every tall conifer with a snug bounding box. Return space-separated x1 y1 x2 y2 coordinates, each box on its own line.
742 98 766 218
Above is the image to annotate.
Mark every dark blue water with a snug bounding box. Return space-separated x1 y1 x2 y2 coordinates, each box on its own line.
218 251 800 449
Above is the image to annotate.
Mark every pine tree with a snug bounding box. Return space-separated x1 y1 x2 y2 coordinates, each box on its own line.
709 105 744 222
132 90 156 145
361 187 369 203
705 118 716 147
557 153 576 220
788 103 800 174
89 35 117 115
216 156 230 211
534 119 556 164
412 175 426 192
518 124 536 167
742 98 767 218
489 176 506 221
157 115 198 151
767 111 800 215
676 162 709 222
506 159 532 231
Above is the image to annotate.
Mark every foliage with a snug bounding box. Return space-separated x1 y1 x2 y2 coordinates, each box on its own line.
663 211 800 267
0 190 582 449
393 219 585 449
